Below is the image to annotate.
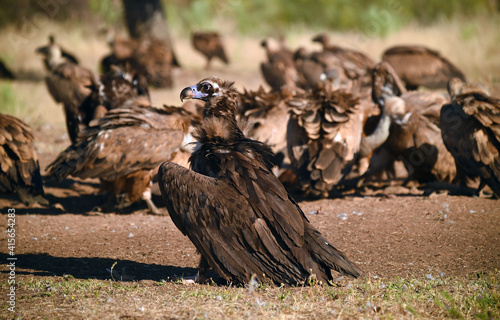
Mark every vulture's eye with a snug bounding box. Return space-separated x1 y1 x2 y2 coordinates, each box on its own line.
201 83 212 92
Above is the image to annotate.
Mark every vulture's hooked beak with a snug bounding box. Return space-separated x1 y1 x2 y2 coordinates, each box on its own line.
311 35 322 43
180 85 208 102
35 46 49 55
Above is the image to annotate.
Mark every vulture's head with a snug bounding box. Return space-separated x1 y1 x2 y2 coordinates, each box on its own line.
312 33 330 48
35 43 61 59
35 39 63 71
371 61 406 105
180 76 240 120
260 38 282 55
447 77 465 101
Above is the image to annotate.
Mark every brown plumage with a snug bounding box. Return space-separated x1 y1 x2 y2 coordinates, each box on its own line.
239 86 296 163
45 104 194 213
312 34 375 70
36 40 97 144
293 47 328 90
0 114 48 205
103 35 176 88
312 33 375 96
286 84 365 198
363 63 456 185
382 45 466 90
260 38 299 91
83 68 151 122
441 78 500 197
192 31 229 69
158 76 362 286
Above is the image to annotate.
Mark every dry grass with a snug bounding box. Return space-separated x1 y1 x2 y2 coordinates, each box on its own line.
1 271 498 319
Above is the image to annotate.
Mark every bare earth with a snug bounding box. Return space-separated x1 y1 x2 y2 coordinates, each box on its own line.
1 177 499 282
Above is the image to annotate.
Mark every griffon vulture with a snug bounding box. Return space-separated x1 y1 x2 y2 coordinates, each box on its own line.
0 114 48 205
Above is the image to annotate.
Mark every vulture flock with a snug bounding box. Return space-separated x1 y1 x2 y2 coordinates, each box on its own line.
1 30 499 286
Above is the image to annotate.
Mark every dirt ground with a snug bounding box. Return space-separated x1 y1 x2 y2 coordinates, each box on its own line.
1 126 499 284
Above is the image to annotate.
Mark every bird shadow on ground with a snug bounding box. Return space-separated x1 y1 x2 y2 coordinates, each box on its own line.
11 69 45 82
1 192 107 216
0 252 197 283
5 178 168 216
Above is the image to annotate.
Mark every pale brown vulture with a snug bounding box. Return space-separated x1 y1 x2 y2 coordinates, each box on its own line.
36 39 97 144
0 114 48 205
45 104 196 214
260 38 299 92
286 84 374 198
360 62 456 185
238 86 297 164
382 45 466 90
38 35 79 72
192 31 229 69
158 76 361 285
102 35 176 88
441 78 500 197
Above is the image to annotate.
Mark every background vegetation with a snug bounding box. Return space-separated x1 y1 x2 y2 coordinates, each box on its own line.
0 0 498 36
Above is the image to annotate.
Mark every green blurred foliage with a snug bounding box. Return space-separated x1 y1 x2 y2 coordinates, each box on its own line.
164 0 497 36
0 82 20 116
0 0 496 36
89 0 123 24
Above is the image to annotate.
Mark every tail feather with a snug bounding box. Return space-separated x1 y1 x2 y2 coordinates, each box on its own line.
305 226 362 278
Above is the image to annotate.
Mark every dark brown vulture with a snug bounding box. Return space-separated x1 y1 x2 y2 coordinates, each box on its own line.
191 31 229 69
312 33 375 96
312 34 375 70
0 114 48 205
382 45 466 90
441 78 500 197
36 39 97 144
361 62 456 185
158 76 362 285
45 104 196 214
0 59 15 80
102 35 176 88
83 68 151 121
292 47 328 90
260 38 299 92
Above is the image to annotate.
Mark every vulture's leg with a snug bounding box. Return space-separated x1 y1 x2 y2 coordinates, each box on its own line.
205 58 212 70
142 186 161 215
181 256 210 285
64 103 80 144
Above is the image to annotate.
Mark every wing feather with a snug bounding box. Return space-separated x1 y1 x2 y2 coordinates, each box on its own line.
159 161 317 284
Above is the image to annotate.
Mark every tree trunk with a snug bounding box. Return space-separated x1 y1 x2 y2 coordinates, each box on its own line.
122 0 180 66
